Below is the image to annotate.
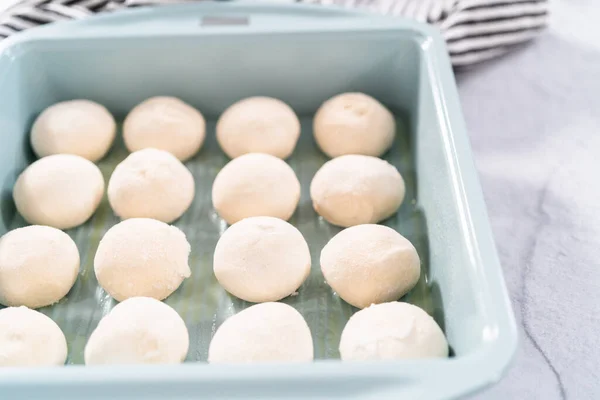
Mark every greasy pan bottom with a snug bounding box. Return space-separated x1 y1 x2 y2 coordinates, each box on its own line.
5 113 439 364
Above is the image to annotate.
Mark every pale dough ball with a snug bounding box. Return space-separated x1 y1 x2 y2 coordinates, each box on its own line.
213 216 311 303
0 226 79 308
339 302 448 360
0 306 67 366
212 153 300 225
13 154 105 229
313 92 395 158
208 302 313 363
321 224 420 309
216 97 301 159
31 100 116 162
124 96 206 161
94 218 191 301
108 148 194 223
310 155 405 228
85 297 189 365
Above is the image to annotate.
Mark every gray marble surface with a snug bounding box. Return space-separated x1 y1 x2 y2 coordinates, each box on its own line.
458 1 600 398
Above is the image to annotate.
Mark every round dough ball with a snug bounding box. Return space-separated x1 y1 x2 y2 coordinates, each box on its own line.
208 302 313 363
212 153 300 225
85 297 189 365
213 216 311 303
339 302 448 360
321 224 420 309
13 154 105 229
0 306 68 366
108 148 194 223
0 226 79 308
216 97 300 159
31 100 116 162
94 218 191 301
124 96 206 161
310 155 405 228
313 92 395 158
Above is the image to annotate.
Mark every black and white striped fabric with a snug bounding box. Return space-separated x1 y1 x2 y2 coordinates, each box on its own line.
0 0 549 66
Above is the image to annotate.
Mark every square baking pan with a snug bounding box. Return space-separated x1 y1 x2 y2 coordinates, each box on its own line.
0 3 517 399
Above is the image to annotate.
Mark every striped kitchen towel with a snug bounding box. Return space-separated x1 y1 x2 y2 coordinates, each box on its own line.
0 0 549 66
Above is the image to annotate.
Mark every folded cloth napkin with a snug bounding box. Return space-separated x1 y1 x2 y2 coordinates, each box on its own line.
0 0 548 66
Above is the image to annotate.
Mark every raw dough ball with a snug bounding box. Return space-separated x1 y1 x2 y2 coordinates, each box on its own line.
321 224 420 309
85 297 189 365
310 155 405 228
108 148 194 223
0 226 79 308
216 97 301 159
212 153 300 225
313 92 395 157
94 218 191 301
124 96 206 161
0 306 67 366
339 302 448 360
13 154 105 229
31 100 116 162
213 216 311 303
208 302 313 363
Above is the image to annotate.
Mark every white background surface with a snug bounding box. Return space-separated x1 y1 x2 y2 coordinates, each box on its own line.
0 0 21 14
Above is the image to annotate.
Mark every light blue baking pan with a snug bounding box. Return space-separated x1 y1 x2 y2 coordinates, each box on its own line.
0 3 517 399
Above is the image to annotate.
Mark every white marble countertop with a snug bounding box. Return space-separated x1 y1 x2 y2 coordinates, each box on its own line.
458 1 600 398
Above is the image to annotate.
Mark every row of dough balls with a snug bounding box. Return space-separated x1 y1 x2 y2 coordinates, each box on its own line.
0 300 447 366
210 300 448 363
13 148 195 230
0 218 417 310
13 149 404 231
214 152 405 227
31 92 394 163
214 217 420 308
0 219 447 365
18 94 402 230
0 220 190 308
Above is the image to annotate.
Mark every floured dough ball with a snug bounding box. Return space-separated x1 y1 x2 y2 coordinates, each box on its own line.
310 155 405 228
321 224 420 309
85 297 189 365
13 154 104 229
31 100 116 162
94 218 191 301
209 302 313 363
313 92 395 157
216 97 301 159
0 226 79 308
339 302 448 360
0 306 68 366
214 216 311 303
124 96 206 161
108 148 194 223
212 153 300 225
